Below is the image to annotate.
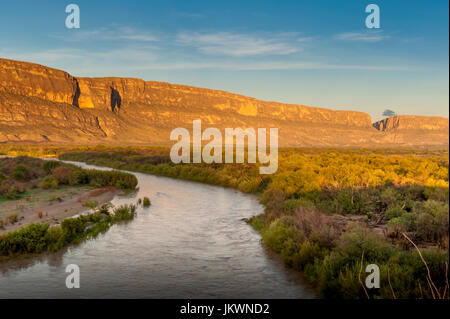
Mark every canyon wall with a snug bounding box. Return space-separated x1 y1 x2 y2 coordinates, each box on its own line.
0 58 448 147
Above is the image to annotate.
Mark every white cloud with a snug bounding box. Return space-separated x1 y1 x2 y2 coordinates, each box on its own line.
334 31 389 42
176 32 303 56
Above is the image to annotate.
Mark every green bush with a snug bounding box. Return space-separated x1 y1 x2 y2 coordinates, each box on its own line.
0 223 49 255
12 165 28 180
283 198 314 212
42 160 61 174
113 204 136 221
40 176 59 189
4 186 20 199
0 205 138 257
387 212 417 233
262 218 297 253
142 197 151 207
69 169 88 186
384 206 406 221
333 189 364 215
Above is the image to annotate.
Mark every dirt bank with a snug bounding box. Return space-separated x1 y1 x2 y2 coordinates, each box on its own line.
0 186 121 235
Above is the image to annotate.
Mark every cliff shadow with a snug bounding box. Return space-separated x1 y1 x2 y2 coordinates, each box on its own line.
72 80 80 108
110 87 122 113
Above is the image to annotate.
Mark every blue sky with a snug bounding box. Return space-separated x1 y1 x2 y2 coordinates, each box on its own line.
0 0 448 121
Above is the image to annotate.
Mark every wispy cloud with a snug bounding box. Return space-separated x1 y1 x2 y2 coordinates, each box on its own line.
176 32 306 56
0 46 411 75
135 61 412 71
51 26 158 42
334 31 389 42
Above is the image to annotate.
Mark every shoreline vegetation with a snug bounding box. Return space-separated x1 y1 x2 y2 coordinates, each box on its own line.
0 203 137 262
1 145 449 299
0 156 138 261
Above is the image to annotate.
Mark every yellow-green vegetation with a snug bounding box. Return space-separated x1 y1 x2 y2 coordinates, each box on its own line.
0 156 138 202
0 204 136 259
59 148 449 299
142 197 151 207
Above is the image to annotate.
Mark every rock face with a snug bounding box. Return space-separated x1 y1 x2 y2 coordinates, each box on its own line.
0 57 448 147
372 115 449 146
373 115 449 132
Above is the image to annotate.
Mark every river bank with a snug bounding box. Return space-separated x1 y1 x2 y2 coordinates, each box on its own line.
0 185 120 235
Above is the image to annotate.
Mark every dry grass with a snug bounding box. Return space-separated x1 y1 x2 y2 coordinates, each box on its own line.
88 186 116 197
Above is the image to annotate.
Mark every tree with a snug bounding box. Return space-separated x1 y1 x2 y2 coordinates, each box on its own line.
383 109 397 117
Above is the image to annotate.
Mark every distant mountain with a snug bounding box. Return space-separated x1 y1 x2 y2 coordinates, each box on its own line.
0 58 448 147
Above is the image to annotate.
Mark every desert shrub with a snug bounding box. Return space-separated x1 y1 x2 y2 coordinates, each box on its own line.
424 186 449 202
332 189 364 215
42 160 61 174
69 169 88 186
61 217 86 242
283 198 314 212
44 226 66 252
143 197 151 207
384 206 406 221
419 199 449 217
40 176 59 189
296 241 326 270
7 214 19 224
387 212 417 233
113 204 136 221
96 203 112 215
414 200 449 241
83 200 98 209
380 187 399 209
262 217 298 253
293 209 336 249
51 166 72 184
84 170 137 190
237 177 261 193
337 225 394 262
0 223 50 255
4 186 20 199
12 165 28 180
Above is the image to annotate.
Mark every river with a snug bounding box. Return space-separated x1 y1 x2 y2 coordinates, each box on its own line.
0 161 314 298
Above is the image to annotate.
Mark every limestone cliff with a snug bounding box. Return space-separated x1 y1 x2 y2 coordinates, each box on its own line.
0 58 448 147
373 115 449 132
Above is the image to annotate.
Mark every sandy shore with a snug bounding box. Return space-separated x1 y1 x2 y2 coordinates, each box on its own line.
0 186 121 235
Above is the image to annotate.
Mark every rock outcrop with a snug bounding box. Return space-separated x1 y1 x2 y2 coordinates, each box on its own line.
373 115 449 132
0 58 448 147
